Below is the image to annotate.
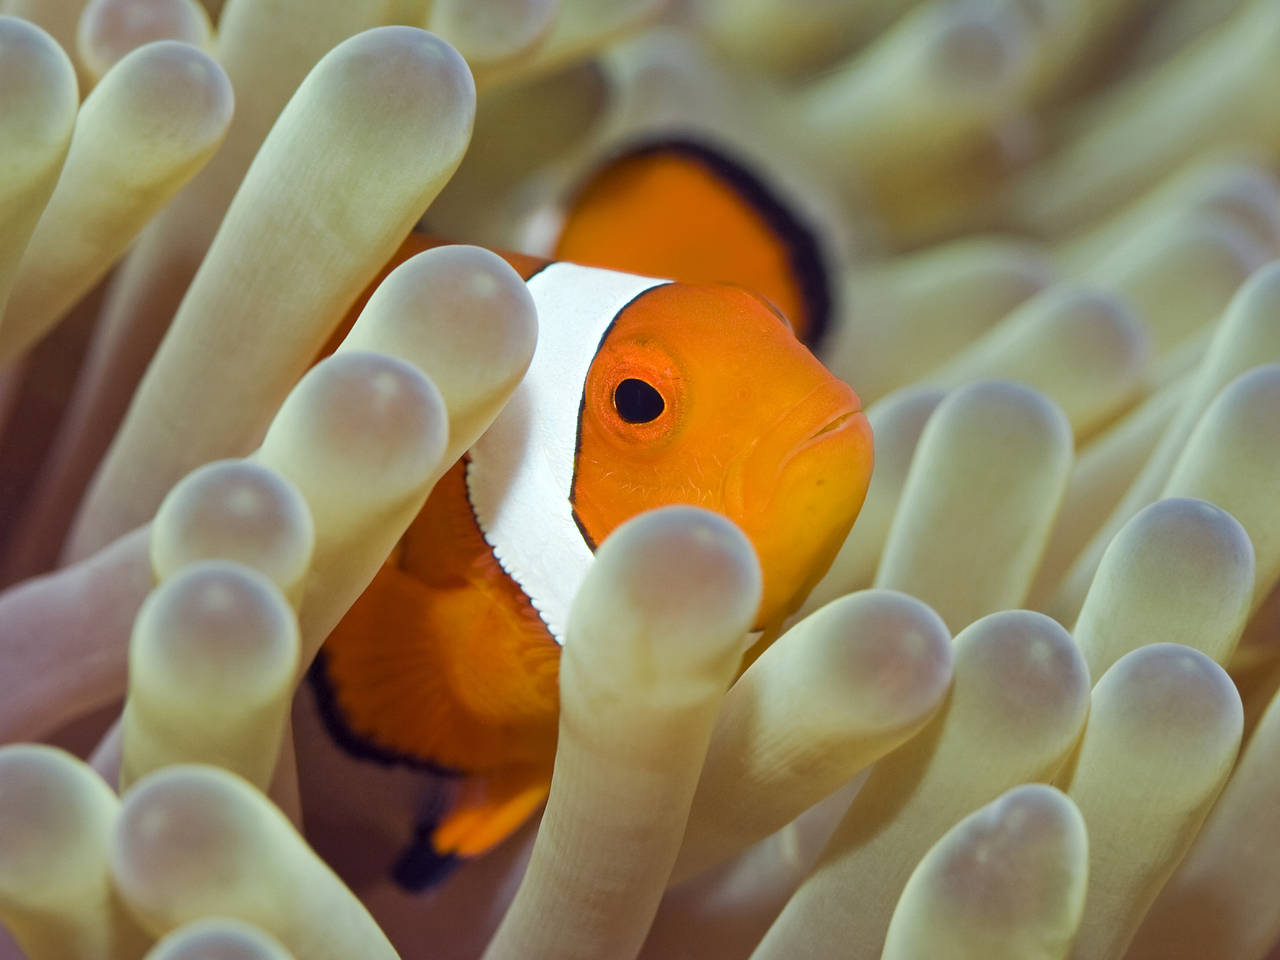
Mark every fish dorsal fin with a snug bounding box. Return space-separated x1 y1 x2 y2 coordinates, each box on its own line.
466 262 669 644
554 137 833 351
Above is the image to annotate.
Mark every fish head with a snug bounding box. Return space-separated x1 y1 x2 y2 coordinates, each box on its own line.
570 281 873 631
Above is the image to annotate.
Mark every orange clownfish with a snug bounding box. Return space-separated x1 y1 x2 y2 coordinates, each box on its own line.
311 147 864 891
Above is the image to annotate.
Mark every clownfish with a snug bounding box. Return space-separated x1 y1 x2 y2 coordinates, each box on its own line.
310 144 866 891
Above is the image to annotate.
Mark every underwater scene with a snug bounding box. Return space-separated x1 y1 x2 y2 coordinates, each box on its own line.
1 0 1279 957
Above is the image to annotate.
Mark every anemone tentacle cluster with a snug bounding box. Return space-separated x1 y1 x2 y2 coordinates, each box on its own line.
2 1 1280 959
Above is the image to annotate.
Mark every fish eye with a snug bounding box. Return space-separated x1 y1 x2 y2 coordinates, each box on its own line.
613 378 665 424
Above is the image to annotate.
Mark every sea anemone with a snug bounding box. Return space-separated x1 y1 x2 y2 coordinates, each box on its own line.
2 1 1280 959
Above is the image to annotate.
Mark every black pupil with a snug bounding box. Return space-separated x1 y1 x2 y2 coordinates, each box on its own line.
614 378 665 424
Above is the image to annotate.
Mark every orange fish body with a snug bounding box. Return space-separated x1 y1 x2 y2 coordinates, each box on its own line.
313 144 868 890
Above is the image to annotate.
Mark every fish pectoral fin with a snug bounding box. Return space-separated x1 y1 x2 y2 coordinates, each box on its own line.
432 767 551 858
313 550 561 773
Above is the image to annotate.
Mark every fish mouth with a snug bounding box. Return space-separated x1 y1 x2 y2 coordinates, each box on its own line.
728 378 872 631
724 380 864 517
793 409 859 457
778 386 863 470
808 411 854 440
